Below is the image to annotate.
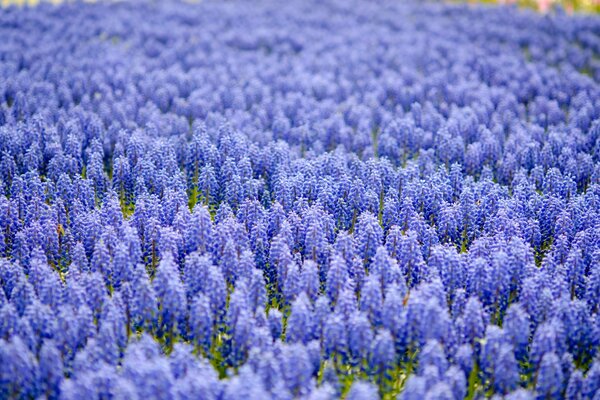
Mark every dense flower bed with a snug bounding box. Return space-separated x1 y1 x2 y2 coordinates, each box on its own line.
1 1 600 399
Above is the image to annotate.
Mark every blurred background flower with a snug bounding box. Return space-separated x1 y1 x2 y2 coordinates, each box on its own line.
467 0 600 13
2 0 600 13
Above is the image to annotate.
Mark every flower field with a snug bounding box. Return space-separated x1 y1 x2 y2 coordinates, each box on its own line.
1 0 600 399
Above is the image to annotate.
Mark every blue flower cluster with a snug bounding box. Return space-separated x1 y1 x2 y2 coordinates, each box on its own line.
1 0 600 398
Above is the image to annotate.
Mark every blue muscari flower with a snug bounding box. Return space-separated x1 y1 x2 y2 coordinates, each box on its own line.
444 366 467 400
300 260 320 302
370 246 405 291
333 231 358 271
266 202 287 240
0 260 21 301
348 311 373 366
95 321 120 365
130 264 157 330
212 216 249 261
437 201 462 244
279 343 314 397
189 293 214 351
112 243 133 290
247 267 267 310
334 281 357 319
411 292 452 348
560 352 574 395
544 235 570 273
459 296 487 347
83 270 109 320
0 336 39 399
269 234 294 289
470 252 512 311
369 329 395 378
362 189 380 216
0 303 18 339
283 261 302 304
220 239 239 285
235 250 255 283
520 274 555 327
349 256 366 293
310 294 331 340
91 238 112 286
554 211 575 242
249 221 269 271
23 299 57 351
32 263 63 310
123 353 175 400
345 380 378 400
399 375 427 400
205 264 227 319
480 325 506 373
304 219 329 266
386 228 426 288
323 313 347 359
565 369 584 400
530 319 567 371
535 352 564 400
451 288 467 320
56 304 95 359
231 308 256 364
0 223 5 259
555 298 595 365
158 226 183 263
424 382 456 400
286 293 314 344
308 383 336 400
153 254 187 337
87 152 108 200
27 246 49 290
355 212 383 264
228 282 250 331
582 360 600 399
382 283 406 335
0 282 5 310
503 303 531 362
326 254 349 303
382 193 400 232
419 340 448 375
564 245 587 300
11 274 36 316
428 245 465 301
185 204 213 255
112 155 133 200
493 343 520 395
70 241 88 272
39 339 63 400
168 343 197 380
454 344 474 377
504 389 535 400
101 191 124 229
183 251 211 300
16 317 36 353
198 164 219 206
247 348 282 393
249 321 273 352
